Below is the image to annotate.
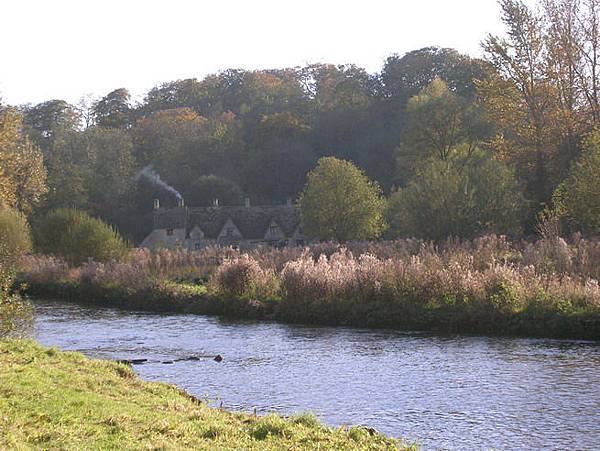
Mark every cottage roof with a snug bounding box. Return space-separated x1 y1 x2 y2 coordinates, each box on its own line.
153 206 186 229
187 205 299 240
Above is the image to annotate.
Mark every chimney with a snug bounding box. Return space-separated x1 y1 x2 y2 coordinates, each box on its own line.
245 197 250 208
153 199 160 210
286 197 293 207
213 198 219 207
177 197 184 208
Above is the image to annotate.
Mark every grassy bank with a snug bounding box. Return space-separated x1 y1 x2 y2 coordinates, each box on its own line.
0 339 405 450
17 235 600 340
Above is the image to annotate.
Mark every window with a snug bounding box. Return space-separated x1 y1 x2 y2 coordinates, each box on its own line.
226 227 234 237
296 239 304 246
269 225 279 235
166 228 174 236
194 242 202 250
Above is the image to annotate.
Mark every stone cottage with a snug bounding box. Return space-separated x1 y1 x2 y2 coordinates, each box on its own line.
140 198 305 250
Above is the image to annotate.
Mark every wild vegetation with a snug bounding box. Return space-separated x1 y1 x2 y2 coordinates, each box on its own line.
299 157 387 242
18 234 600 339
0 209 33 337
33 208 129 266
0 339 405 450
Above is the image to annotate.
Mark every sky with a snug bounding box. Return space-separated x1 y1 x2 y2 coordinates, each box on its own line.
0 0 515 106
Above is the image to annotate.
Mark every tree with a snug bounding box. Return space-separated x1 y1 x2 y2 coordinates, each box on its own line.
132 107 208 185
143 78 212 115
0 110 37 335
377 49 489 188
396 78 488 183
544 0 600 125
77 94 97 129
480 0 567 204
387 154 527 240
0 109 48 215
301 64 375 111
22 100 80 153
0 208 32 264
42 129 90 213
380 47 488 101
186 175 245 206
133 107 244 197
0 208 32 337
34 208 129 265
84 127 135 221
553 129 600 232
93 88 132 129
299 157 386 241
244 112 315 202
301 64 390 184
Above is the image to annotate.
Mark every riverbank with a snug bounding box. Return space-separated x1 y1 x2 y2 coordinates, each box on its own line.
21 277 600 340
17 236 600 340
0 339 404 450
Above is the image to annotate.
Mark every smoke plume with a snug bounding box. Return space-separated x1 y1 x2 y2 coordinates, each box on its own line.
135 165 182 201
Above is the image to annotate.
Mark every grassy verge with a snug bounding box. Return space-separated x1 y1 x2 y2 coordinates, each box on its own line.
0 339 407 450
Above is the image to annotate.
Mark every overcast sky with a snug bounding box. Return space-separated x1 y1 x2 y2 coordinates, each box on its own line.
1 0 518 106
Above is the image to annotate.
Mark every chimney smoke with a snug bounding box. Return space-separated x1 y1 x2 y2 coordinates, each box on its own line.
135 165 182 202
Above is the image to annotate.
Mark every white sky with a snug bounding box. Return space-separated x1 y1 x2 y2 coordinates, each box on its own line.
0 0 518 106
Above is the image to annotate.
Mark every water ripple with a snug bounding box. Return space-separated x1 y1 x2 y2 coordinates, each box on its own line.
33 300 600 450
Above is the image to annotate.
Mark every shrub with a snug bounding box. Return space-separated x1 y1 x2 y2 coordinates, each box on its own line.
387 155 527 240
18 255 70 285
0 208 32 264
0 293 32 338
0 208 33 338
553 130 600 233
210 254 279 298
299 157 387 242
33 208 129 266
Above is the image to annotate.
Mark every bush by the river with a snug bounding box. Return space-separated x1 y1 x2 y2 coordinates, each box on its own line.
0 208 33 337
33 208 129 266
0 208 32 263
18 235 600 339
387 155 528 240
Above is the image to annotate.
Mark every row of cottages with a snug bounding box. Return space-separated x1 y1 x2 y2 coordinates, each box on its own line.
140 198 306 250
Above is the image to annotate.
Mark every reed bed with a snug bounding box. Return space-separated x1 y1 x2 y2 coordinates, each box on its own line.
17 235 600 339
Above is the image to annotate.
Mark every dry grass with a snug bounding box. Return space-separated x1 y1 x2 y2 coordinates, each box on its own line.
17 235 600 338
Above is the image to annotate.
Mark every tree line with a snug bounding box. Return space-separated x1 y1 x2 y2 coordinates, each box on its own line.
2 0 600 243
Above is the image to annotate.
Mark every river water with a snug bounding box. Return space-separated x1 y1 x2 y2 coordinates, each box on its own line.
32 300 600 450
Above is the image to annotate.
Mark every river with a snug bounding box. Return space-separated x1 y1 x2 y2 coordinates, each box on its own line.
32 299 600 450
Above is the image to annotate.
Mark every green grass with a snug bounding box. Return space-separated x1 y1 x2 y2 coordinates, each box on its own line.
0 339 410 450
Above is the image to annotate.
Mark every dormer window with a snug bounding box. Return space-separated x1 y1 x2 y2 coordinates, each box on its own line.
269 224 279 234
226 227 234 237
166 228 174 236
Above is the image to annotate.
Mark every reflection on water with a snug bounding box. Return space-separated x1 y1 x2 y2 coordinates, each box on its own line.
33 300 600 450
